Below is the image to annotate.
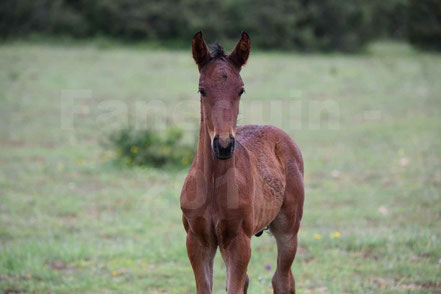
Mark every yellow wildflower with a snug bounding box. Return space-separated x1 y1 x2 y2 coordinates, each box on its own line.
130 146 139 153
313 234 322 240
330 232 341 238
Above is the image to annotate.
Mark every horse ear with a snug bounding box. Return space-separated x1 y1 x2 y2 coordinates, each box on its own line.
192 31 210 69
229 32 250 69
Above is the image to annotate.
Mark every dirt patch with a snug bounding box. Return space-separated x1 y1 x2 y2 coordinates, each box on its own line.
47 259 70 271
419 281 441 290
3 289 23 294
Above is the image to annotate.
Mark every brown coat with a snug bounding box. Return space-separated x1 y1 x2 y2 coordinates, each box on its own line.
180 32 304 294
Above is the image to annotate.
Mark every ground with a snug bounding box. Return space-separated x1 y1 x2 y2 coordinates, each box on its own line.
0 42 440 293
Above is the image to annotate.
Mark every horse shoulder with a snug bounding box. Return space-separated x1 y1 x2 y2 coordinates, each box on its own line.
180 166 209 216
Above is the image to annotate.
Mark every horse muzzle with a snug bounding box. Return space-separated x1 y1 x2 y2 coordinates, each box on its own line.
213 134 235 160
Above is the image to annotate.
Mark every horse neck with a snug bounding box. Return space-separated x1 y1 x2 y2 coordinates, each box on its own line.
196 118 214 176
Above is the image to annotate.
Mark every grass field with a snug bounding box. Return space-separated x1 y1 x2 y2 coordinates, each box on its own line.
0 41 440 293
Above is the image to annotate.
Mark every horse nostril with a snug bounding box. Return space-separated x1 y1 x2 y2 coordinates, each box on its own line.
217 135 234 148
213 135 219 148
212 134 235 160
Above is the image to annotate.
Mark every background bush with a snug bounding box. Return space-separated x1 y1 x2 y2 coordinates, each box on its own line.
108 127 195 168
369 0 409 39
407 0 441 50
1 0 440 51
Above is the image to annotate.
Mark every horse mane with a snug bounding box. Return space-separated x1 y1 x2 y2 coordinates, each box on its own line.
209 43 227 60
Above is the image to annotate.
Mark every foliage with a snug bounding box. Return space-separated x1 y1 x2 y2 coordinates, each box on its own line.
369 0 410 39
407 0 441 50
108 127 195 168
0 0 429 52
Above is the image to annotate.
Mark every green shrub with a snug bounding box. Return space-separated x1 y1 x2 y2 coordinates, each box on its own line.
107 127 196 168
2 0 440 52
0 0 376 52
369 0 409 39
407 0 441 51
0 0 90 38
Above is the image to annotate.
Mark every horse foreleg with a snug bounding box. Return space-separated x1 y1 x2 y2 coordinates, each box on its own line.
186 231 217 294
219 233 251 294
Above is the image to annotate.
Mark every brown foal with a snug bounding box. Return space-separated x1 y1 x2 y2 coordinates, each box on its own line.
180 32 304 294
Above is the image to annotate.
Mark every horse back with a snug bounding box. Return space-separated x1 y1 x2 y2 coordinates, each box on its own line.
236 124 303 176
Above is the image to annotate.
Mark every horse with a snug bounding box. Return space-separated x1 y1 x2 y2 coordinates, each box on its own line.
180 31 304 294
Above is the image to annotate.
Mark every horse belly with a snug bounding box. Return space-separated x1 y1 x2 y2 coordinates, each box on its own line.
252 173 285 234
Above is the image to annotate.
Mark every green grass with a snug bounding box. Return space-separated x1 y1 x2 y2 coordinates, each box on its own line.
1 41 440 293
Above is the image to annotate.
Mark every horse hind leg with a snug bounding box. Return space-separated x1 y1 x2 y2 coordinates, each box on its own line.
269 226 298 294
270 167 304 294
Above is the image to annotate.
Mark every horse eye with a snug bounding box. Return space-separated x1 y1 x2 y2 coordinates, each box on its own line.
239 89 245 96
198 89 206 97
